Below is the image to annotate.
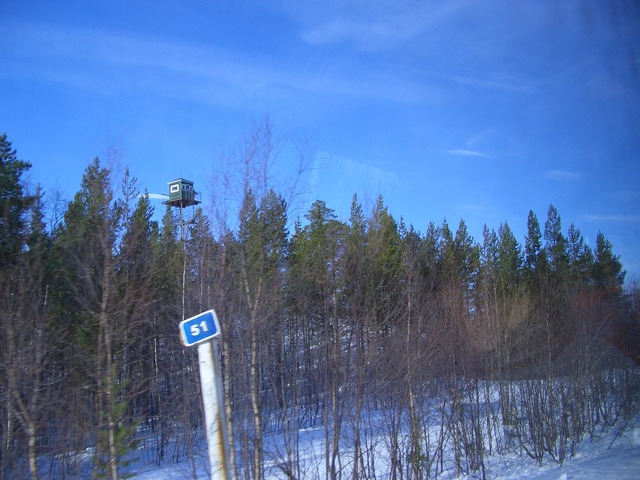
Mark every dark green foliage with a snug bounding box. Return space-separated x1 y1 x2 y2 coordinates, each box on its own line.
567 223 594 287
524 210 546 289
0 133 33 264
54 158 118 352
93 378 141 479
366 196 404 329
593 231 625 293
289 199 344 322
544 204 569 277
497 223 522 294
439 219 479 288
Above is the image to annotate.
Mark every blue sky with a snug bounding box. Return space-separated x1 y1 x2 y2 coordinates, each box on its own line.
1 1 639 280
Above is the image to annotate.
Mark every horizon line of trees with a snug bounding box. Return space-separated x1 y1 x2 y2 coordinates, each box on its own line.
1 129 639 479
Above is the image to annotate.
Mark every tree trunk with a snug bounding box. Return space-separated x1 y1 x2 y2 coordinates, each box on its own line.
99 246 119 480
243 270 263 479
250 322 263 479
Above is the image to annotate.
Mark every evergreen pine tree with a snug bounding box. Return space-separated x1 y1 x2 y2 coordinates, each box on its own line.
592 232 625 294
367 195 403 329
56 158 124 480
497 222 522 294
566 223 594 287
524 210 545 289
544 205 569 279
0 133 33 264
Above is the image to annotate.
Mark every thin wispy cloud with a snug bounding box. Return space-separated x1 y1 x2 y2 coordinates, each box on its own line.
432 72 534 94
3 21 433 107
459 203 487 212
581 214 640 223
314 152 399 189
448 149 488 158
309 151 400 215
296 0 472 50
610 190 640 200
543 170 583 181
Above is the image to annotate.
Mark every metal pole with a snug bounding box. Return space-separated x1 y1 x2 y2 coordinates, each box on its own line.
180 205 186 322
197 340 232 479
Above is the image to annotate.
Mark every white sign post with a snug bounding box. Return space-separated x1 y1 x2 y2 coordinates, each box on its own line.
179 309 231 480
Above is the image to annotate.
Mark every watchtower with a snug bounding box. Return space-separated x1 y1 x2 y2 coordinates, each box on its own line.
162 178 202 321
164 178 201 208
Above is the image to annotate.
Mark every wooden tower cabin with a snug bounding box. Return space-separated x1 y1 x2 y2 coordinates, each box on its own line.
164 178 201 208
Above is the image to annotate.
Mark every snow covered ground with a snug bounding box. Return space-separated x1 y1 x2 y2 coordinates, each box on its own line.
484 417 640 480
130 414 640 479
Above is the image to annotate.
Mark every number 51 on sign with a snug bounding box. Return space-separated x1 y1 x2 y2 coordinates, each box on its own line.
179 309 221 347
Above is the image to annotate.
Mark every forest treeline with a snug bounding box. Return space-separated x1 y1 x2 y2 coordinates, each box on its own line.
1 130 639 479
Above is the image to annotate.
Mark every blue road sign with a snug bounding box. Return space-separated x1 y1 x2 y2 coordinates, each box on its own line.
179 309 221 347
